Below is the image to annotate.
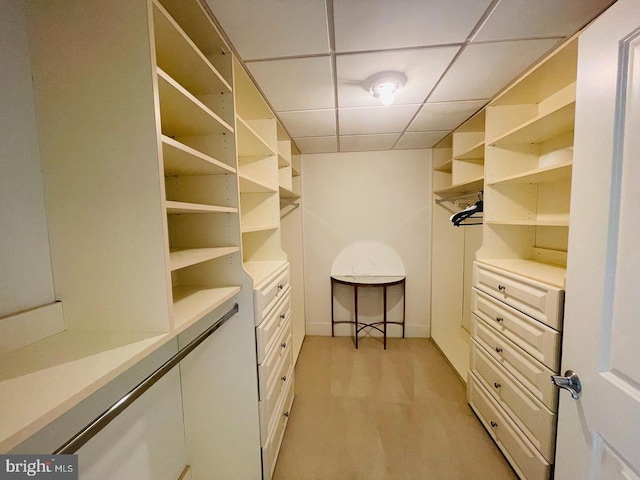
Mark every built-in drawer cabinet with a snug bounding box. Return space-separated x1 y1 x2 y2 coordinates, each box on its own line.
471 341 557 462
254 264 290 324
473 262 564 330
470 261 563 480
262 375 295 480
472 315 558 411
256 290 291 363
468 374 552 480
472 288 561 372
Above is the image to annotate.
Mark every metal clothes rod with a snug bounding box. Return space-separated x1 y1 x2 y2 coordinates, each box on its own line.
53 303 239 454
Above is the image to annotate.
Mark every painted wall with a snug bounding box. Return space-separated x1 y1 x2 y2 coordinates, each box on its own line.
301 149 431 338
0 1 55 317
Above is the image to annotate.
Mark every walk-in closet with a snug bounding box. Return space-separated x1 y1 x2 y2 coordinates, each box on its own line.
2 0 640 479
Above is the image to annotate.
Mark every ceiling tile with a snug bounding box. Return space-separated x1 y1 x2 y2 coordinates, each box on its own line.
293 136 338 154
395 131 449 149
336 47 460 108
333 0 494 52
278 109 336 138
340 134 401 152
408 100 487 132
428 39 560 102
339 104 420 135
473 0 615 42
204 0 329 59
247 57 334 111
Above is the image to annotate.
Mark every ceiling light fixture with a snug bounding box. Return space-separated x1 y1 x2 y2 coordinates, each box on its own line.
364 71 407 106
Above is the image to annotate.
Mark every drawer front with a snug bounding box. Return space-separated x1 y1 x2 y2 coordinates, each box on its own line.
472 315 558 412
473 262 564 330
258 314 292 398
256 291 291 364
254 264 290 325
468 374 551 480
259 337 293 446
262 374 295 480
471 342 557 462
473 288 561 371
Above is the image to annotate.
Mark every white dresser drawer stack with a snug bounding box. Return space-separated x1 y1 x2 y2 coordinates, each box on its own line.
254 263 294 480
468 262 564 480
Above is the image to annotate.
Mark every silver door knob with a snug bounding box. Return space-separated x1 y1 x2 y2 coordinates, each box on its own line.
550 370 582 399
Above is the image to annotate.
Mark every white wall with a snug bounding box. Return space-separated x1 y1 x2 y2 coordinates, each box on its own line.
0 1 55 317
301 149 431 338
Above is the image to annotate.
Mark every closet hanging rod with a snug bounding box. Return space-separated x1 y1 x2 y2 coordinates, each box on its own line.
434 191 483 204
53 303 239 455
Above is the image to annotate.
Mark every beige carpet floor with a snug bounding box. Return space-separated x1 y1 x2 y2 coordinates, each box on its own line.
272 336 518 480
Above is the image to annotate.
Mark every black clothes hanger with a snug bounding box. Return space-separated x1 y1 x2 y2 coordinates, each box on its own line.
450 200 483 227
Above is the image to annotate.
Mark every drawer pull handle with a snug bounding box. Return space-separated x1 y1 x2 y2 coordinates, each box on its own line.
281 375 287 382
495 347 503 354
284 411 289 418
493 382 501 389
496 317 503 323
281 342 287 349
280 314 286 320
490 421 498 428
278 284 284 290
498 284 506 292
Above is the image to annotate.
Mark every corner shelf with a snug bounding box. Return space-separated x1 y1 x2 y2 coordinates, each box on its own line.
434 159 453 173
239 173 278 193
455 141 485 160
488 162 572 186
434 176 484 197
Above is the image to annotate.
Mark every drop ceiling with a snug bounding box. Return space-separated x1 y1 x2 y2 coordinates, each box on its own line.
203 0 615 154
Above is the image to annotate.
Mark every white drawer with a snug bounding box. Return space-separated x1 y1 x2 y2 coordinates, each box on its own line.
262 374 295 480
473 262 564 330
472 315 558 412
472 288 561 371
258 313 292 398
256 291 291 364
259 340 293 446
254 264 290 325
471 342 557 462
468 374 551 480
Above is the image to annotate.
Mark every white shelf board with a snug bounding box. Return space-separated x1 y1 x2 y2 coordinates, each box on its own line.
491 102 575 147
454 141 485 160
434 176 484 196
162 136 235 176
239 173 277 193
241 224 278 234
172 285 241 332
169 246 239 271
165 201 237 214
278 152 291 168
292 165 301 177
279 186 299 199
243 260 287 287
236 116 276 157
0 329 171 452
476 258 566 289
152 1 231 96
157 69 233 136
486 219 569 227
488 162 573 186
434 159 453 173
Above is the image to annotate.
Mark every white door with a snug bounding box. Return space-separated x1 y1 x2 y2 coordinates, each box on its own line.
555 0 640 478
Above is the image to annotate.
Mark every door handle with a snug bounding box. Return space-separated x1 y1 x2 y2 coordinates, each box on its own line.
550 370 582 399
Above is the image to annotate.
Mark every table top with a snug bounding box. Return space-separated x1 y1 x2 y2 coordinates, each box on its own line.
331 275 405 286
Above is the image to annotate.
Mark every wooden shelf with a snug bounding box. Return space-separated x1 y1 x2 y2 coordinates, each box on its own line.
162 136 235 176
157 69 233 137
476 258 566 289
455 141 485 160
165 201 237 214
239 173 277 193
489 162 572 186
243 260 287 286
278 153 291 168
279 186 300 199
241 224 278 234
169 247 239 271
491 102 575 147
171 285 240 332
434 159 453 173
487 219 569 227
236 116 276 157
152 1 231 96
292 165 301 177
434 176 484 196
